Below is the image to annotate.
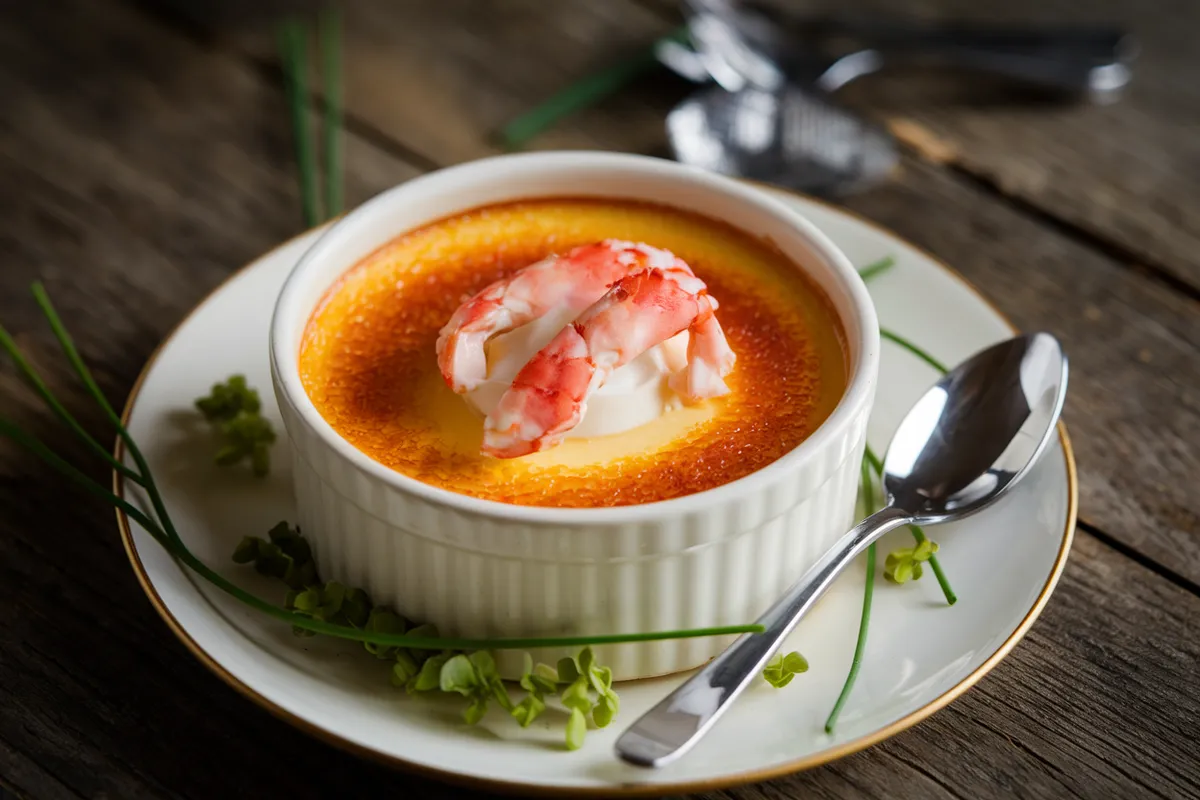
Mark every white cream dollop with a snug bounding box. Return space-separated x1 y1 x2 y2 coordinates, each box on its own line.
464 306 689 439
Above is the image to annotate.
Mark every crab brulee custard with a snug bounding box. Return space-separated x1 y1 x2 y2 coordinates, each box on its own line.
298 199 847 508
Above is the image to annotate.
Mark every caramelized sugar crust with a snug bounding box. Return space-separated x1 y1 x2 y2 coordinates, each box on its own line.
299 200 847 507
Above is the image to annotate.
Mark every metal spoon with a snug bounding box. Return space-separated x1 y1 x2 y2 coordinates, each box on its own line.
663 0 1132 194
615 332 1068 768
666 83 899 197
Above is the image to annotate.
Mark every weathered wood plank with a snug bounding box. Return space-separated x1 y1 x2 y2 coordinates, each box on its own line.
0 737 80 800
0 1 1197 799
146 0 1200 582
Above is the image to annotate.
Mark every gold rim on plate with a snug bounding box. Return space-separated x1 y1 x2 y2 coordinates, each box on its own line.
113 191 1078 797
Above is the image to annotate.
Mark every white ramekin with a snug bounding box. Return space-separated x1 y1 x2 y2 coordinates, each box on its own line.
270 152 879 680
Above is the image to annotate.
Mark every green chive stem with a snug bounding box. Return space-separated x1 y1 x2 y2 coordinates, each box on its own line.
864 443 957 605
4 408 765 650
496 26 687 150
0 324 144 485
319 7 343 218
857 256 896 282
0 418 168 548
280 19 322 227
826 455 878 732
7 293 767 650
880 328 950 374
31 284 185 550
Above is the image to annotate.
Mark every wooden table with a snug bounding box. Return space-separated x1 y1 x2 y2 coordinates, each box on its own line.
2 1 1197 797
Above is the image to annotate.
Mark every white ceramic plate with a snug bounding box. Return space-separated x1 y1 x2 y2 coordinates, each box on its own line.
116 188 1076 796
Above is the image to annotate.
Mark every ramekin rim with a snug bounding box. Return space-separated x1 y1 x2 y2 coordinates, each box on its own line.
269 151 880 525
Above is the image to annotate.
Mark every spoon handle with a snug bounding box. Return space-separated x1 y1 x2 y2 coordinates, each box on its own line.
614 505 912 768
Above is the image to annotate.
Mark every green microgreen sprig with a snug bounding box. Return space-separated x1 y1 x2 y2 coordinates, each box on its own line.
195 376 277 476
0 284 767 657
762 651 809 688
862 445 955 600
856 255 956 604
233 524 621 749
885 539 940 584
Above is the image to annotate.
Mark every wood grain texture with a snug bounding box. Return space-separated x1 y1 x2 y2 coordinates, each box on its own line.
0 0 1198 798
146 0 686 163
187 0 1200 295
640 0 1200 293
144 0 1200 582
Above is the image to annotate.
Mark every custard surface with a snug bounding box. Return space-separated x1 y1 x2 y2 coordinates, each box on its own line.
299 199 847 507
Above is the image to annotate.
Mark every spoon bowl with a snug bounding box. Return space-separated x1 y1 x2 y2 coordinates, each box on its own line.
884 332 1068 521
615 332 1069 768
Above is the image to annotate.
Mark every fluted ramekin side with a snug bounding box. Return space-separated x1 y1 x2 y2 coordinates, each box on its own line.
269 152 880 680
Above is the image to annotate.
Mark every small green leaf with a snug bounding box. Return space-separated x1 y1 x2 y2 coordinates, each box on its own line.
469 651 499 681
763 650 808 689
587 664 613 695
253 542 291 579
440 654 479 695
391 653 420 688
511 692 545 728
292 560 318 590
774 671 797 688
405 622 439 640
885 540 937 585
781 651 809 675
231 536 261 564
533 662 560 686
518 653 542 695
279 534 311 564
530 674 558 695
490 678 514 712
291 587 321 612
267 521 295 543
763 652 784 684
592 691 618 728
464 697 488 725
413 652 452 692
561 676 592 713
565 707 587 750
319 581 347 617
557 657 580 684
195 375 260 422
577 646 595 675
342 587 372 627
363 607 406 657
